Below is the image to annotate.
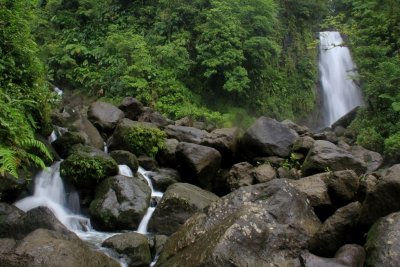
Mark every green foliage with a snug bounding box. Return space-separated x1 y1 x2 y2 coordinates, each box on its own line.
384 132 400 158
122 126 166 158
0 0 53 176
334 0 400 156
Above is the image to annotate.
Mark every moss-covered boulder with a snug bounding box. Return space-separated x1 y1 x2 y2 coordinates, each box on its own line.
109 150 139 173
102 232 151 267
60 145 118 189
89 175 151 231
148 183 219 235
108 119 166 157
52 131 85 158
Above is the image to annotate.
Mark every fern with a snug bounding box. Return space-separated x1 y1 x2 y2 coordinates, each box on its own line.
0 146 19 177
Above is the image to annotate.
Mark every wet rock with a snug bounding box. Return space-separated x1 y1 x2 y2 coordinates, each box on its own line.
52 131 85 158
251 163 277 183
348 146 383 173
151 235 168 258
88 101 124 135
164 125 207 144
15 229 119 267
110 150 139 173
118 97 144 121
176 142 221 190
155 179 321 267
90 175 151 231
148 183 219 235
327 170 359 206
364 211 400 267
138 108 171 128
359 164 400 229
301 140 367 176
201 127 242 167
226 162 254 192
156 138 179 168
293 136 316 155
103 232 151 267
0 204 72 240
309 202 362 256
331 107 360 129
137 156 159 171
300 244 365 267
147 168 180 191
0 172 28 203
60 145 119 189
241 117 298 158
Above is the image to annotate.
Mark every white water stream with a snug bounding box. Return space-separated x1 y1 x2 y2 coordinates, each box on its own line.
319 31 363 128
14 162 162 266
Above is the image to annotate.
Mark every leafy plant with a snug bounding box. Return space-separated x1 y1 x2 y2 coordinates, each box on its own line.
122 126 166 158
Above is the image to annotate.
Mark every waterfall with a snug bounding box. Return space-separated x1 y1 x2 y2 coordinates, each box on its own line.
137 167 163 235
319 31 363 128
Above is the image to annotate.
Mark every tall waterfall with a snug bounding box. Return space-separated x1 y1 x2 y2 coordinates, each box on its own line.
318 31 363 128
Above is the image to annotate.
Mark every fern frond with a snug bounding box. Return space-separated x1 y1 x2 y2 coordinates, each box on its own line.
0 146 19 177
25 153 46 169
18 138 53 161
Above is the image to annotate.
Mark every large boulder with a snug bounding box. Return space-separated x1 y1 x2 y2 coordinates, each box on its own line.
88 101 124 135
251 163 277 183
52 131 85 158
14 229 119 267
327 170 360 206
0 204 72 240
309 202 362 256
176 142 221 190
302 140 367 176
348 145 383 173
241 117 298 159
0 173 28 203
358 164 400 229
60 145 119 189
201 127 242 167
103 232 151 267
148 183 219 235
225 162 254 192
301 244 365 267
89 175 151 231
156 138 179 168
155 179 321 267
164 125 207 144
138 108 171 128
147 168 180 192
109 150 139 174
364 211 400 267
118 97 144 121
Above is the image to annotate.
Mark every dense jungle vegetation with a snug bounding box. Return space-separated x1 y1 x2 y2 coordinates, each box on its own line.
1 0 400 174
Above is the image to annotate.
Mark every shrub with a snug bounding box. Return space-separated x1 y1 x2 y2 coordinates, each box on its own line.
122 126 166 158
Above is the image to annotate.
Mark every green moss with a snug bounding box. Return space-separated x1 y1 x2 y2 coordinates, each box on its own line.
121 125 166 158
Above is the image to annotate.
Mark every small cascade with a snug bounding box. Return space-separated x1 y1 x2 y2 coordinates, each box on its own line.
104 142 108 154
137 167 163 235
54 86 63 96
318 31 363 128
119 165 133 177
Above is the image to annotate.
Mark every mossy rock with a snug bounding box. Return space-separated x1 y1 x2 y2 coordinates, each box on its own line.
109 150 139 173
60 145 118 188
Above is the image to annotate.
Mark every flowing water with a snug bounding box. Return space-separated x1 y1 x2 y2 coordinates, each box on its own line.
14 162 162 266
318 31 363 128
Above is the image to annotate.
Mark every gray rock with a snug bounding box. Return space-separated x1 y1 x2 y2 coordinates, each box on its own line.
359 164 400 228
0 238 16 253
282 119 311 136
151 235 168 258
302 140 367 176
52 131 85 158
90 175 151 231
164 125 207 144
72 116 105 150
15 229 119 267
201 127 242 167
0 204 72 240
241 117 298 158
110 150 139 173
138 107 171 128
148 183 219 235
252 163 277 183
348 146 383 173
313 130 339 144
147 168 180 192
103 232 151 267
327 170 360 206
364 211 400 267
155 179 321 267
176 142 221 190
226 162 254 191
309 202 362 256
137 156 159 171
301 244 365 267
293 136 316 155
118 97 144 121
88 101 125 134
156 138 179 168
331 106 360 129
